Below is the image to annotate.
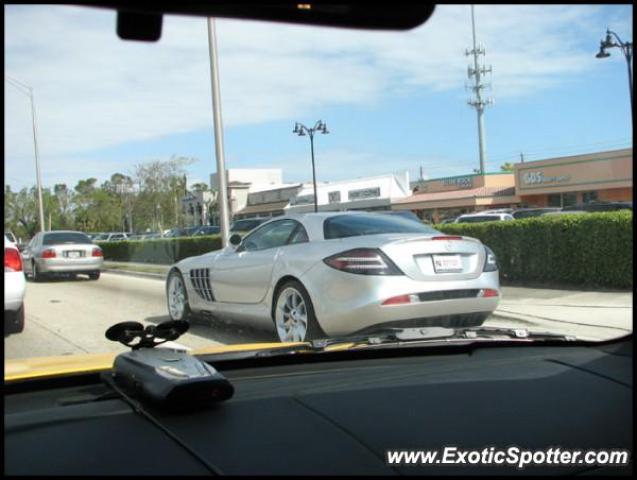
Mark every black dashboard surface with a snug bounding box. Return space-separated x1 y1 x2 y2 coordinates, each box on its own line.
5 338 633 475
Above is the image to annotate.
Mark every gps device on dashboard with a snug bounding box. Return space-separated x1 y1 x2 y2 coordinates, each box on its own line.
105 320 234 410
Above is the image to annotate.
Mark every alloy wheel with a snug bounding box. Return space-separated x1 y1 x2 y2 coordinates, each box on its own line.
275 287 308 342
168 274 186 320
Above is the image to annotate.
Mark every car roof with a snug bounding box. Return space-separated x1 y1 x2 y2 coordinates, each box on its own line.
457 212 508 217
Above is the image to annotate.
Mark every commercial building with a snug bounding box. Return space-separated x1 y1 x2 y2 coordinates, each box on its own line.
392 172 519 223
208 168 287 223
392 148 632 221
285 172 412 214
229 172 412 218
181 190 216 226
513 148 632 208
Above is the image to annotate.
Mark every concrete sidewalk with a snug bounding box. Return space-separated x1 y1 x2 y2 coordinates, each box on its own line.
103 261 170 278
491 286 632 340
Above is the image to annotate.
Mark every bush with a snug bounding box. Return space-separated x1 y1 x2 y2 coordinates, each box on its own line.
435 211 632 289
97 235 223 264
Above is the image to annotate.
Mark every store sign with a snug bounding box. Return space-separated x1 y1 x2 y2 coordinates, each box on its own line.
442 176 473 189
328 191 341 203
348 187 381 201
523 171 571 185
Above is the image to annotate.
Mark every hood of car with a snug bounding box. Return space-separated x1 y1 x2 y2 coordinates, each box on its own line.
4 342 306 383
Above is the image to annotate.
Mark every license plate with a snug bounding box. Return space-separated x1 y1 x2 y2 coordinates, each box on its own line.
432 254 463 273
67 251 81 258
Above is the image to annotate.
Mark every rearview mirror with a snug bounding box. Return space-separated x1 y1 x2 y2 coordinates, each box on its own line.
229 234 242 247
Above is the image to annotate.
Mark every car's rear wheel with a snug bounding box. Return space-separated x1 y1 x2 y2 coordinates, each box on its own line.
167 270 192 322
88 271 100 280
31 261 44 282
4 304 25 336
273 280 324 343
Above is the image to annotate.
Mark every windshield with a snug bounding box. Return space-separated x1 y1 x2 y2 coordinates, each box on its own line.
324 213 439 239
42 232 92 245
3 4 632 363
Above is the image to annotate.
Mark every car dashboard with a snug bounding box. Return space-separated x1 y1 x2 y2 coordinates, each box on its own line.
4 337 633 475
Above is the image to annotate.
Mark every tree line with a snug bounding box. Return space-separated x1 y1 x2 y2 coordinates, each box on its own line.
4 156 215 240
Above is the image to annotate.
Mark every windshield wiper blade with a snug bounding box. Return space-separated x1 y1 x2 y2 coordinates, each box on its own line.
309 326 577 350
197 327 578 363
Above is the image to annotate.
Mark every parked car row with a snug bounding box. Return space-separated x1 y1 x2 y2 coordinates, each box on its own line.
437 202 632 224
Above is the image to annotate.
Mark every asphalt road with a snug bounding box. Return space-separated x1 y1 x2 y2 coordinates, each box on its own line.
4 273 278 360
4 272 632 360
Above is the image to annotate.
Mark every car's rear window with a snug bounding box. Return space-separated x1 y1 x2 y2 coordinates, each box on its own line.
456 216 502 223
43 232 91 245
324 214 438 239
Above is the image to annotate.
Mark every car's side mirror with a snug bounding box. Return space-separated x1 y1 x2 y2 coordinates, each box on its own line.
17 244 26 252
229 234 242 247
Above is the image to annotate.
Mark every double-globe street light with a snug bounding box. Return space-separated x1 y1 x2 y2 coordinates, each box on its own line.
5 75 46 232
293 120 329 213
596 28 633 124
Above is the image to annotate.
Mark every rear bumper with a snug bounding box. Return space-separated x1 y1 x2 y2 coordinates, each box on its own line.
300 263 500 336
4 271 26 311
36 257 103 273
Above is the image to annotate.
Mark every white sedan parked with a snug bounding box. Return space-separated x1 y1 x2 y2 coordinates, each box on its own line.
166 212 500 342
4 234 26 335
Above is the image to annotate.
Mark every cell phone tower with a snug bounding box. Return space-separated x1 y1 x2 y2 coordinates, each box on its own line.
465 4 494 174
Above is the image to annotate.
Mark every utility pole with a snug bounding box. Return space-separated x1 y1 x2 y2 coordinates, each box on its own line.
5 75 46 232
520 153 524 163
207 18 231 248
465 5 493 174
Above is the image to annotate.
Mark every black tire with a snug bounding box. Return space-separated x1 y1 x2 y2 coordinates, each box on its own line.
88 271 100 280
166 270 193 323
31 261 45 282
272 280 325 342
4 304 25 336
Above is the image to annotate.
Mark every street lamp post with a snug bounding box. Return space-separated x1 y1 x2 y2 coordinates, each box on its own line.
596 28 633 124
5 75 46 232
293 120 329 213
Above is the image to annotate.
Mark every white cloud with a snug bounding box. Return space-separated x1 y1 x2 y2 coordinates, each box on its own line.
4 4 632 185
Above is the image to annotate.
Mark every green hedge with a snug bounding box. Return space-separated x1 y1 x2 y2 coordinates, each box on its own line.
98 212 633 289
97 235 223 264
435 211 633 289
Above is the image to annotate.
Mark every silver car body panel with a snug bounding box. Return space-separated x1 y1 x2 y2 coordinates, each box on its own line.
171 213 500 335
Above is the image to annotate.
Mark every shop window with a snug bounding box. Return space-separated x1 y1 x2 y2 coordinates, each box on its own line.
547 194 561 207
563 193 577 208
582 191 598 204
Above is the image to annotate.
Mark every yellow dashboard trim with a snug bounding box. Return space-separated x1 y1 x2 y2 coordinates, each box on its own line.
4 342 309 383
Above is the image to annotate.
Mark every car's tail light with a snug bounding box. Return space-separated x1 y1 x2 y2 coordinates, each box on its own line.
41 248 56 259
92 247 103 257
381 294 420 306
483 245 498 272
431 236 463 241
323 248 403 275
478 288 499 297
4 247 23 272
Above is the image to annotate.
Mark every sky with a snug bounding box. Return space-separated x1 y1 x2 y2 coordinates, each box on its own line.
4 4 633 191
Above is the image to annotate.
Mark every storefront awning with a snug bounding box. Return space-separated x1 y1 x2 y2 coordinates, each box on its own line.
393 186 520 210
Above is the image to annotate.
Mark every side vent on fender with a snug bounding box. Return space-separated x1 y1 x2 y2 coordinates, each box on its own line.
190 268 215 302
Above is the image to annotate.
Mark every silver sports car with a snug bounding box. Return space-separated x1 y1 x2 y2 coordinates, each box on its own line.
166 212 500 342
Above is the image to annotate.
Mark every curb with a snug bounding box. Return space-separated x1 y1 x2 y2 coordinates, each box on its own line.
103 268 167 280
489 311 540 327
